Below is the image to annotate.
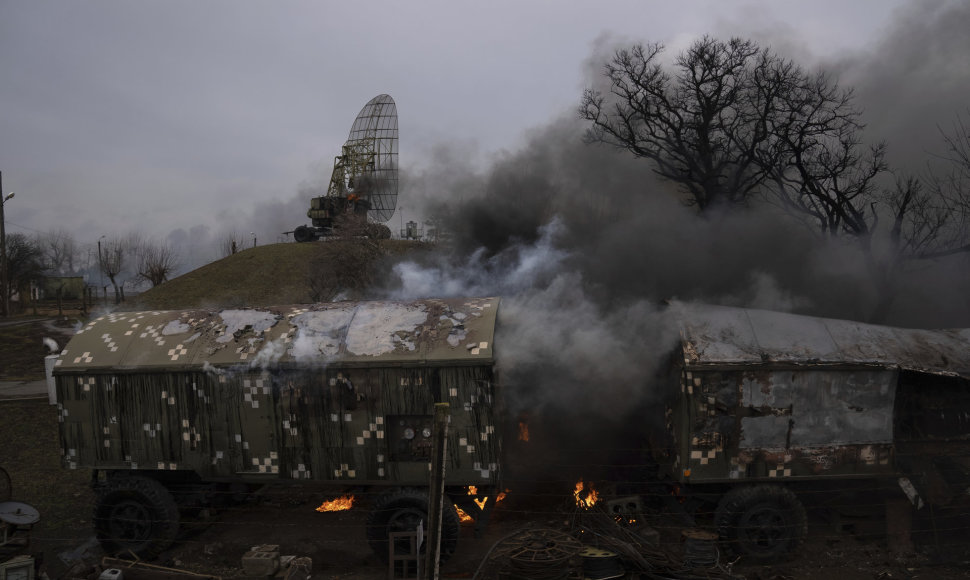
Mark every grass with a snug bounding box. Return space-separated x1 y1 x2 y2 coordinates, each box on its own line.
0 319 93 575
0 318 77 381
133 239 430 310
0 399 94 537
133 242 323 309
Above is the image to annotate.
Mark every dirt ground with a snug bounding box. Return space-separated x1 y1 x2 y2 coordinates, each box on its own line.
3 398 969 580
2 316 970 579
11 474 970 580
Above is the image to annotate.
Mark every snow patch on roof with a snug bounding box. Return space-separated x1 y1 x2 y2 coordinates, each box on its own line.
287 302 430 361
216 310 280 343
162 320 192 335
289 306 357 360
345 303 428 355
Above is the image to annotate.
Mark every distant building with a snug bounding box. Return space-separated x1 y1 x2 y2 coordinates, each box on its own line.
41 276 86 300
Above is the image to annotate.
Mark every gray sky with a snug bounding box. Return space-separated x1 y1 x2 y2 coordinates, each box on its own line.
0 0 917 262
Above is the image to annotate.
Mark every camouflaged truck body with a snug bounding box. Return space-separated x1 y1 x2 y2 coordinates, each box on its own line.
665 302 970 504
52 297 501 487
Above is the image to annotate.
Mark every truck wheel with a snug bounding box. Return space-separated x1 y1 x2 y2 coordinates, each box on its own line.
94 475 180 559
365 488 459 564
294 225 315 243
715 484 807 562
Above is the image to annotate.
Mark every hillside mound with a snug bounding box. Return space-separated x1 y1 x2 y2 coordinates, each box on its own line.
133 239 428 310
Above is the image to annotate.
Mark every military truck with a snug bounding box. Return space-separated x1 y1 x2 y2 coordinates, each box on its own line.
658 302 970 560
54 298 970 562
52 297 501 560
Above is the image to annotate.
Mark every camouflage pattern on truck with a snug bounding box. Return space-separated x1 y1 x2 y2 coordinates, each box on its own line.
53 297 501 487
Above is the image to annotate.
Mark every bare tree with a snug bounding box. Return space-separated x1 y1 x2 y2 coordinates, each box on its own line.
581 37 802 210
5 234 45 310
582 36 970 322
99 237 129 304
767 105 970 320
221 232 242 258
4 233 46 312
137 241 179 287
35 228 79 275
758 66 885 237
923 110 970 248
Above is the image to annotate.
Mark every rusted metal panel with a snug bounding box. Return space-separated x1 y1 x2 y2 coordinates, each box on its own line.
789 370 894 446
677 365 906 483
668 306 970 492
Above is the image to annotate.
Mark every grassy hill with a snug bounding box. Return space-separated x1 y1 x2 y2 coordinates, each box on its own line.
132 239 429 310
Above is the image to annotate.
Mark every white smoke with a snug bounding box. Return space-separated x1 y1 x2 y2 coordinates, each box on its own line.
201 361 227 377
382 218 680 416
388 218 570 299
248 338 288 370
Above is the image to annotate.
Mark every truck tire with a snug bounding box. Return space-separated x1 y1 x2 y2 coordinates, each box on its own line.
365 488 459 564
715 484 807 562
294 225 315 243
94 475 180 559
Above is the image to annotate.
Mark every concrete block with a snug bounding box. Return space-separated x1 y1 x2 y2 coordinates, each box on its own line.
242 549 280 577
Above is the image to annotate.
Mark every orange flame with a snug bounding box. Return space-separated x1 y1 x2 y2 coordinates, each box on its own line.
315 495 354 512
518 421 529 442
455 505 473 522
467 485 488 510
457 487 510 522
574 480 598 509
614 514 638 525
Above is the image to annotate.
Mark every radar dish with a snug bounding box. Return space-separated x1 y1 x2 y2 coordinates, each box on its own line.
344 94 398 222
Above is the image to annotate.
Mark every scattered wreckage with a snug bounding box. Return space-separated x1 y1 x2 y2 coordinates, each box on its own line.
50 298 970 562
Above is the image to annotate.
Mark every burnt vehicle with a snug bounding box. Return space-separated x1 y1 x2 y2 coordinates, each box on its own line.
53 298 970 562
52 297 500 560
660 302 970 560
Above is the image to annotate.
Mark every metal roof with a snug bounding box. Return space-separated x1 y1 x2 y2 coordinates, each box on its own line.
54 297 498 373
670 301 970 378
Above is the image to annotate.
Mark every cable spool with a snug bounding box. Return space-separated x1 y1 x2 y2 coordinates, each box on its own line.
504 529 581 580
579 547 624 580
681 528 719 568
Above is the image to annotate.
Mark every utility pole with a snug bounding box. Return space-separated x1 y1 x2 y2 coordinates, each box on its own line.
98 235 106 306
0 171 14 318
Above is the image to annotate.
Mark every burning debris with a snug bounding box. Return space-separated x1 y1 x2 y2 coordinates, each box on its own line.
455 486 508 523
455 506 473 523
574 479 598 509
315 495 354 512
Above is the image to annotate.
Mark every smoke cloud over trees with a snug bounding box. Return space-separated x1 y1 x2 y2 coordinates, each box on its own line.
389 1 970 331
366 1 970 421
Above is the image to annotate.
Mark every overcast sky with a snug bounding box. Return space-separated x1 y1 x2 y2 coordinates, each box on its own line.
0 0 929 262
